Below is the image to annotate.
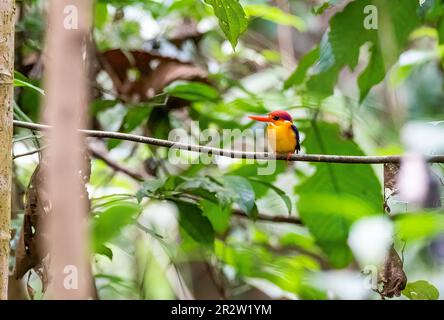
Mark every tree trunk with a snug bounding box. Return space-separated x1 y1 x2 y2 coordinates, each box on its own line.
43 0 93 299
0 0 14 301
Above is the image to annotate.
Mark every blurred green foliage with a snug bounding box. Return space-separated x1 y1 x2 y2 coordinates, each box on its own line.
11 0 444 300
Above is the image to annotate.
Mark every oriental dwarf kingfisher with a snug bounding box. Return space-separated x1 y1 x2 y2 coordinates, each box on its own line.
249 110 300 159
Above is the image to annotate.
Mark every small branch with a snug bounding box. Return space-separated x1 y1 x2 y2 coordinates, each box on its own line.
13 120 444 164
88 146 147 181
13 145 48 160
233 210 302 225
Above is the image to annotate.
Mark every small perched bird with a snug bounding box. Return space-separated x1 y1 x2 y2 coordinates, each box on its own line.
249 110 300 160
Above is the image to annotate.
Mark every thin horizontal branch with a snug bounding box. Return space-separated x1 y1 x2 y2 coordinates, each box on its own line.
13 120 444 164
13 145 48 160
88 146 147 181
233 210 302 225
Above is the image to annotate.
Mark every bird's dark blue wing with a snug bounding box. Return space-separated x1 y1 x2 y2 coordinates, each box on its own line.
291 124 301 153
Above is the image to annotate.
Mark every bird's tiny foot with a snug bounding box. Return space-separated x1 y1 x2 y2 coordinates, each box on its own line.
286 152 293 162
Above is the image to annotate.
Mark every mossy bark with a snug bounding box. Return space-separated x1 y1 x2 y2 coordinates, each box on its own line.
0 0 14 300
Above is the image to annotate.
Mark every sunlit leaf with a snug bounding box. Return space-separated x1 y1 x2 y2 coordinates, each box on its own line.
166 81 220 102
248 178 292 214
395 212 444 241
201 199 231 234
305 0 420 101
403 280 439 300
92 202 141 257
14 71 45 95
298 194 377 268
244 4 305 31
222 176 256 218
284 46 319 90
205 0 248 49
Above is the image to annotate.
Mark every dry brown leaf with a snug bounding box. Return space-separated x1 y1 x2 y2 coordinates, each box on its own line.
377 246 407 299
14 153 91 294
14 164 48 280
101 49 207 102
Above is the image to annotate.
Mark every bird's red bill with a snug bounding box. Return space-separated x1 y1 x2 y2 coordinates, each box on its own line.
248 115 271 122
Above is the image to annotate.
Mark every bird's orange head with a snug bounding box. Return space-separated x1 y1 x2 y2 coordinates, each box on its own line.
248 110 293 124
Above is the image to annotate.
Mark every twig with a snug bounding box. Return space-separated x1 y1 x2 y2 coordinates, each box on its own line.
13 120 444 164
13 145 48 160
233 210 302 225
88 146 147 181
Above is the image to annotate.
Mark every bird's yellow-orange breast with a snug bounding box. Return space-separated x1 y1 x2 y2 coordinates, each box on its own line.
267 121 297 154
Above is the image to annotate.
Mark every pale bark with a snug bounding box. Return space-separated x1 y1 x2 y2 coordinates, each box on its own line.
42 0 93 299
0 0 14 300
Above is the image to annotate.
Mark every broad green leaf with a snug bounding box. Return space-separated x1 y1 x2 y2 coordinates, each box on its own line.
108 104 153 149
395 213 444 241
205 0 248 49
14 71 45 95
244 4 305 31
280 232 323 256
298 194 377 268
296 123 382 267
177 176 232 207
136 178 168 202
175 200 215 249
92 202 141 256
215 240 325 298
228 160 287 182
296 122 382 213
222 175 256 218
201 199 231 234
403 280 439 300
94 2 108 29
306 0 420 101
248 178 292 214
91 100 119 115
284 46 319 90
165 81 220 102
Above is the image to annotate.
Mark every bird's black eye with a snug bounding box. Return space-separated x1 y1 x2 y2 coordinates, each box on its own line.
273 116 279 121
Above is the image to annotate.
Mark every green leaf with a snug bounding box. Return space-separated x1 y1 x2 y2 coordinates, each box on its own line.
222 176 256 218
284 46 319 90
205 0 248 49
165 81 220 102
13 71 45 95
296 123 382 213
108 104 153 149
244 4 305 31
403 280 439 300
248 178 292 214
94 2 108 29
298 194 377 268
91 100 119 115
95 244 113 260
136 178 168 202
296 123 382 267
395 213 444 241
177 177 232 207
215 240 324 298
312 0 343 15
201 199 231 234
92 202 141 256
280 232 323 256
175 200 215 249
228 160 287 182
306 0 420 101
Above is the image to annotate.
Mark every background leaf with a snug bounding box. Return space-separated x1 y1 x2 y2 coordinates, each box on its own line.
403 280 439 300
92 202 141 257
205 0 248 49
222 175 256 218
